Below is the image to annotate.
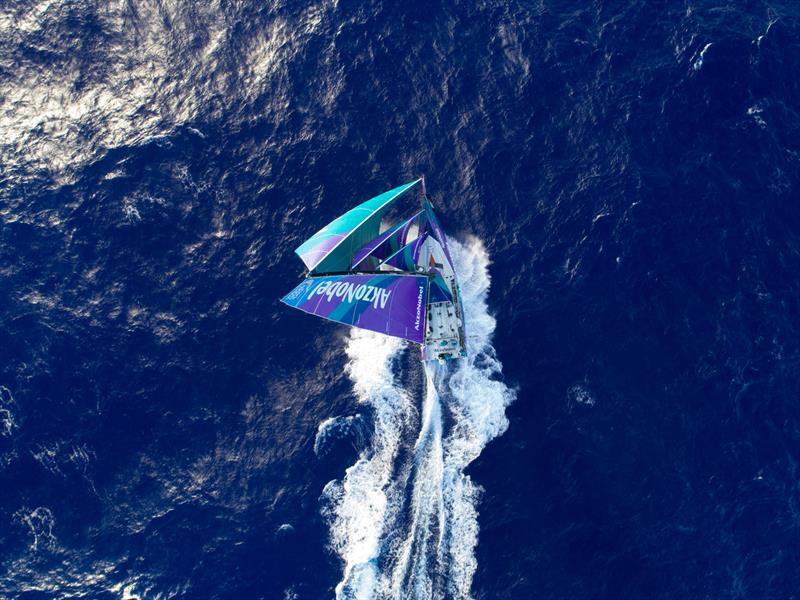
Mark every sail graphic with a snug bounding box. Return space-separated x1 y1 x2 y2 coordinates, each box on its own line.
295 180 421 273
421 198 454 268
352 210 423 271
281 274 428 343
382 234 427 272
283 178 466 361
428 271 453 303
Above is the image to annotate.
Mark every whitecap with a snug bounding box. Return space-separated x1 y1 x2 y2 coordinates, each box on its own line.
568 383 596 407
692 42 712 71
0 385 17 437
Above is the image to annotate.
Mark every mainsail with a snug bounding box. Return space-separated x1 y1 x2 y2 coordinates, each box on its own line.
282 178 466 361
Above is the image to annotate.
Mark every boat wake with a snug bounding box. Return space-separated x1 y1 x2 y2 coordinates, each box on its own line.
319 238 516 599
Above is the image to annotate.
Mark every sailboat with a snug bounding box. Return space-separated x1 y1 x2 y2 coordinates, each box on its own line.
281 178 467 361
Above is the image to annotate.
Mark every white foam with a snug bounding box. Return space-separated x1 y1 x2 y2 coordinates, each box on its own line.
325 236 515 599
437 237 516 598
321 330 412 600
14 506 57 551
692 42 712 71
314 415 366 457
568 383 596 407
0 385 16 437
389 364 446 599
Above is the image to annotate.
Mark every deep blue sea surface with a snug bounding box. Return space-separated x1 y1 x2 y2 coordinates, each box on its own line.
2 1 800 598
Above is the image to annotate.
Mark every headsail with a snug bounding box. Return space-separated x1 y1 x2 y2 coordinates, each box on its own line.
295 180 421 273
382 233 427 272
351 210 423 271
281 273 428 343
421 197 454 268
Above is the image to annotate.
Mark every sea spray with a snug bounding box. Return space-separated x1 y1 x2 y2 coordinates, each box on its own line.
438 237 516 598
325 237 515 599
320 331 412 600
389 363 446 599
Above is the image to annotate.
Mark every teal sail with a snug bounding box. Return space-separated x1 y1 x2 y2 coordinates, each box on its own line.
428 270 453 303
295 180 421 273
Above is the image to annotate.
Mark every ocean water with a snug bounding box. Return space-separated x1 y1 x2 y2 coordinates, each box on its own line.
2 1 800 598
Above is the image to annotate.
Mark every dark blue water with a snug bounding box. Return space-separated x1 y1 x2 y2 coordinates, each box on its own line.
2 1 799 598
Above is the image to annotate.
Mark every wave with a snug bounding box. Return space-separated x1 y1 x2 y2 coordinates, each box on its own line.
320 331 411 600
322 237 515 599
0 385 17 437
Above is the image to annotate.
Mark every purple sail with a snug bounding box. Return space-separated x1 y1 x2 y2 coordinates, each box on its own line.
422 198 454 269
281 273 428 343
